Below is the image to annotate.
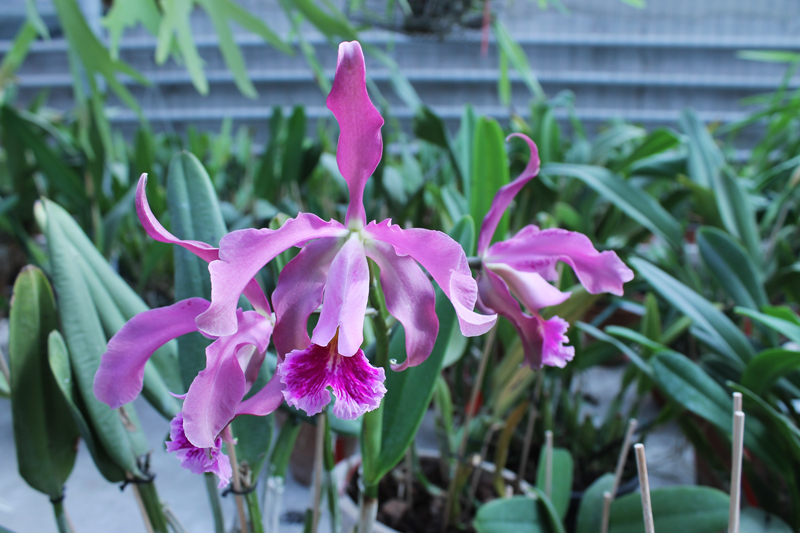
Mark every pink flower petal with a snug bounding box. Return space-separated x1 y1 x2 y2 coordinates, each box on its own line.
136 174 219 262
486 263 571 312
485 226 634 296
477 134 541 255
477 269 574 369
93 298 210 409
236 371 286 417
279 341 386 420
273 237 343 357
311 237 370 357
183 310 274 448
365 240 438 371
364 220 497 337
326 41 384 228
197 214 348 336
166 412 232 488
137 173 272 316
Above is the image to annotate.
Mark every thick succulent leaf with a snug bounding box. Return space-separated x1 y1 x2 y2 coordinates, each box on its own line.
9 267 79 498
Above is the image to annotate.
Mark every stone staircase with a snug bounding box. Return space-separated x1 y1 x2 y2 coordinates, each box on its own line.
2 0 799 142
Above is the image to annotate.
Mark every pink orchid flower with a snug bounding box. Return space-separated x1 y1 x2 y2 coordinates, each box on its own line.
93 177 286 482
192 41 496 420
166 412 232 488
476 134 634 369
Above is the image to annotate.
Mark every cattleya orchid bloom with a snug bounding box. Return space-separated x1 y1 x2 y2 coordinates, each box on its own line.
166 413 232 488
476 134 634 369
192 41 496 419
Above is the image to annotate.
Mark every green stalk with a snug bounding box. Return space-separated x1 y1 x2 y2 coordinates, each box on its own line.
51 499 73 533
204 473 225 533
135 482 169 533
359 261 391 532
264 416 302 532
245 490 265 533
323 415 342 533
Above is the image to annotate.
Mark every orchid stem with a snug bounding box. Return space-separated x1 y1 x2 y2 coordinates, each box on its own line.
310 413 326 533
134 482 169 533
226 435 250 533
245 490 265 533
359 261 391 533
323 414 342 533
51 499 73 533
204 473 226 533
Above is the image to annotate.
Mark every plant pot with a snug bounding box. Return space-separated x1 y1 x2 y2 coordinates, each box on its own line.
333 450 532 533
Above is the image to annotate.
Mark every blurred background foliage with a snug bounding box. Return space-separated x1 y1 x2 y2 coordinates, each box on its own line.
2 0 800 531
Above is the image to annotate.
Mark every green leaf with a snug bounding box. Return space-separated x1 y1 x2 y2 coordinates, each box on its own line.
530 488 567 533
650 352 779 470
281 107 307 186
608 486 729 533
473 496 546 533
614 128 680 173
102 0 162 60
535 447 574 519
741 348 800 395
471 118 510 241
697 226 767 310
254 108 284 202
166 152 228 390
589 124 646 166
541 163 683 250
43 199 182 407
492 21 545 100
374 217 474 482
290 0 358 40
737 50 800 64
735 307 800 345
0 105 87 209
48 330 127 482
680 109 722 189
740 508 794 532
630 258 755 364
0 22 39 91
727 383 800 462
43 199 149 478
9 266 79 498
576 473 614 533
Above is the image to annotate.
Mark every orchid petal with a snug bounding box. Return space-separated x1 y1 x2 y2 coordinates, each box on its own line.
311 237 370 357
477 269 574 369
183 311 273 447
198 214 348 336
93 298 210 409
477 134 540 255
485 226 634 296
364 220 496 336
273 237 343 357
136 174 219 262
166 413 232 488
365 240 438 371
326 41 384 228
236 371 286 417
486 263 570 312
279 343 386 420
243 278 272 316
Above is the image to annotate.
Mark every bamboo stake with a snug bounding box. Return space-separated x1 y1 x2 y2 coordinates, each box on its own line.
517 372 544 483
227 439 249 533
634 444 655 533
600 491 613 533
611 419 638 498
132 485 156 533
733 392 742 413
729 411 745 533
544 430 553 499
311 413 326 533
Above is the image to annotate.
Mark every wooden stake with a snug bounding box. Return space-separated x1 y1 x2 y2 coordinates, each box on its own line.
600 491 613 533
634 444 655 533
611 419 638 498
729 411 745 533
545 430 553 499
311 414 326 533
